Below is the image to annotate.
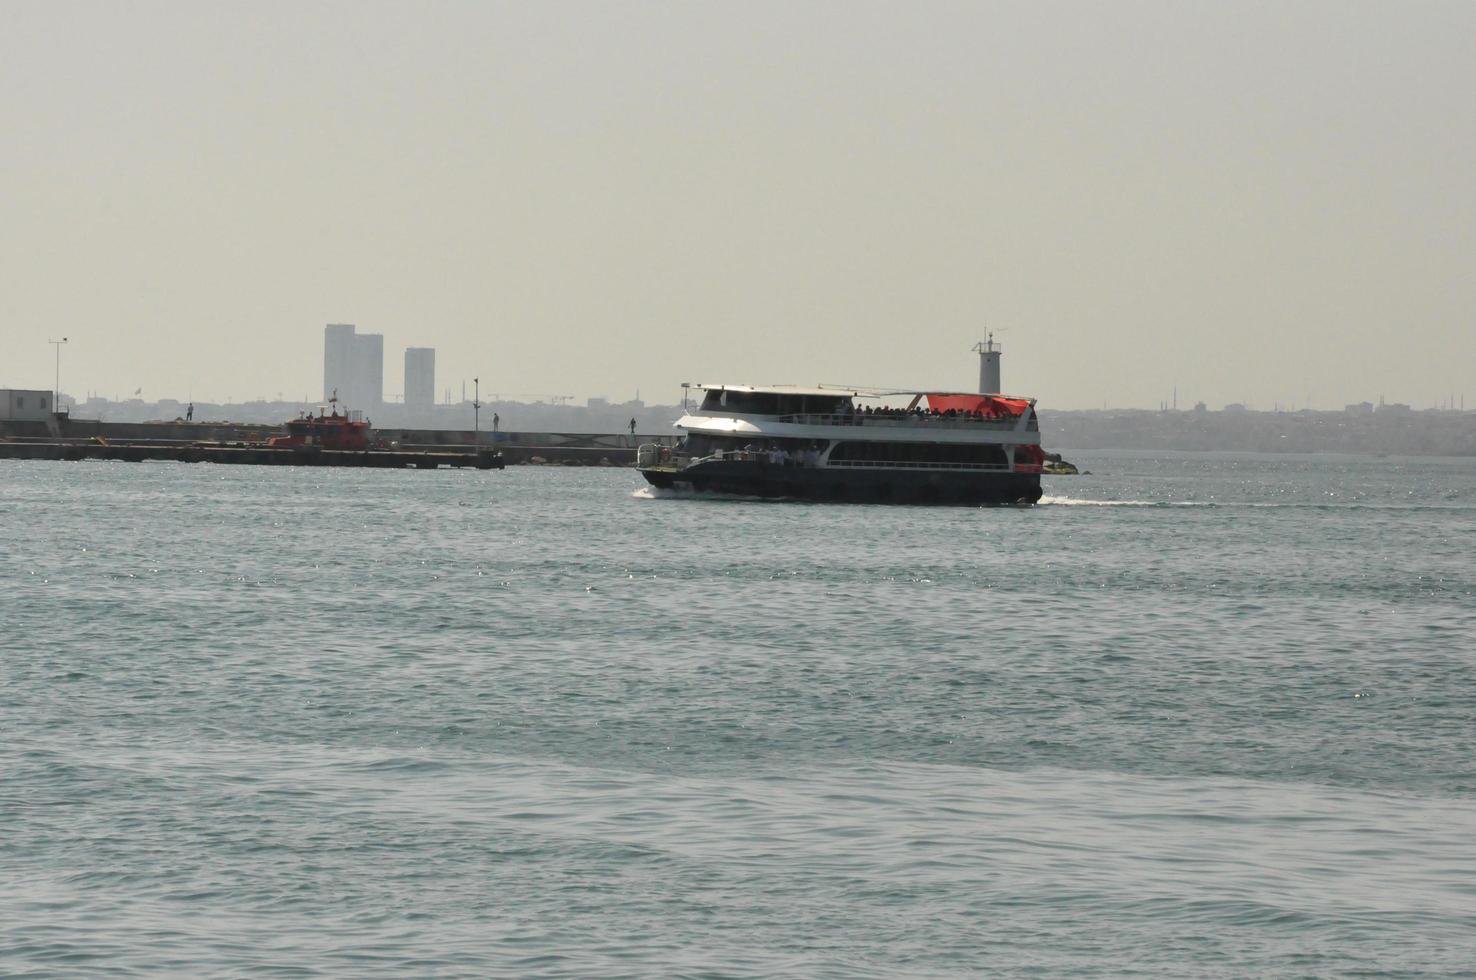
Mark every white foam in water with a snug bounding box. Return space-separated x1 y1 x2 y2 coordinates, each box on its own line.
631 485 773 502
1038 495 1229 507
1039 495 1162 507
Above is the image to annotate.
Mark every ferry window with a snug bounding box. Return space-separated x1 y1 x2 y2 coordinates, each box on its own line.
725 392 781 414
797 396 847 415
700 390 849 415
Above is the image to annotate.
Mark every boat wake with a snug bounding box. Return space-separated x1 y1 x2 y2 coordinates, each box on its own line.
1039 496 1472 511
631 485 776 503
1038 495 1211 508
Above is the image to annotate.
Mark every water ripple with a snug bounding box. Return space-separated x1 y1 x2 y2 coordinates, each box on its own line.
2 455 1474 976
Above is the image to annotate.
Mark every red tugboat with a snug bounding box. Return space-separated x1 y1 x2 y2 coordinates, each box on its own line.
267 393 374 451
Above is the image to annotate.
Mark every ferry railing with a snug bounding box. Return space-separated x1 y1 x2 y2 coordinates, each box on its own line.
657 449 814 467
638 444 726 468
655 449 1029 473
774 412 1038 432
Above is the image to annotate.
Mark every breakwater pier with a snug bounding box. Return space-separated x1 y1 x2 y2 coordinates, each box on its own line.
0 439 503 469
0 417 674 468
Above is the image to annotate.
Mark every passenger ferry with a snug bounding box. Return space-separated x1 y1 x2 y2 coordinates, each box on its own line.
637 383 1045 505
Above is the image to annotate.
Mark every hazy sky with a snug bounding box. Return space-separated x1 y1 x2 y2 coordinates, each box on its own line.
2 1 1472 410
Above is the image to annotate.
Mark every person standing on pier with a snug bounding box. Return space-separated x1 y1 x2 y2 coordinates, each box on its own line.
186 403 193 422
629 417 636 438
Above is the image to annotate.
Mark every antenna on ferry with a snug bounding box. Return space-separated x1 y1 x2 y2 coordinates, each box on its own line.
972 332 1004 395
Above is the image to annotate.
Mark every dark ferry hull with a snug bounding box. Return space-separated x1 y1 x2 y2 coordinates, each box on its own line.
640 461 1041 506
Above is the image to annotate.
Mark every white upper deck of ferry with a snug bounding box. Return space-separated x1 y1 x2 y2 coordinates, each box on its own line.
675 382 1040 446
682 382 1035 399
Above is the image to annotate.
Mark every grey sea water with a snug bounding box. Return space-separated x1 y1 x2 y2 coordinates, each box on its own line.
3 453 1474 977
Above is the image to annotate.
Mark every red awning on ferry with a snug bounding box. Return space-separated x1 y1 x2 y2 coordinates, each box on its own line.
924 394 1031 418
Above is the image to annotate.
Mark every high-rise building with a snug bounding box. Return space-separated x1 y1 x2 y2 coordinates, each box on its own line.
353 332 384 409
324 323 356 402
322 323 384 409
404 347 435 409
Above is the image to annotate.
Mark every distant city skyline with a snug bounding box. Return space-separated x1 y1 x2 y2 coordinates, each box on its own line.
10 326 1468 414
8 328 1471 415
3 2 1472 411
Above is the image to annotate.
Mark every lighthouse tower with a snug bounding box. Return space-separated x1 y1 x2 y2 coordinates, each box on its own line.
972 334 1002 394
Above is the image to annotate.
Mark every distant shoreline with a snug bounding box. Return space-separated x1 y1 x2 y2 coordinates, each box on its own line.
8 402 1472 458
1040 407 1474 457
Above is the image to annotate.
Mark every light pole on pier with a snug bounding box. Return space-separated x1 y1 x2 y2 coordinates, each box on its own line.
48 337 69 414
473 377 481 447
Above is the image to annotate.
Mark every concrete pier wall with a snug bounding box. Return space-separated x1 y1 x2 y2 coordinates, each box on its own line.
0 418 678 466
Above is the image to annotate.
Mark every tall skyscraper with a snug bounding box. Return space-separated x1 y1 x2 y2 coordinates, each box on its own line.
322 323 384 409
404 347 435 409
324 323 356 402
353 332 383 409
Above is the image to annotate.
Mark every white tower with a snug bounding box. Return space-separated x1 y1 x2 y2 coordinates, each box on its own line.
973 334 1002 394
